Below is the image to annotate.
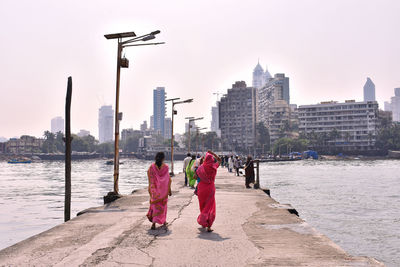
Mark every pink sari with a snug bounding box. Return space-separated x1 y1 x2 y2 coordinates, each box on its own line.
146 163 170 224
196 153 219 228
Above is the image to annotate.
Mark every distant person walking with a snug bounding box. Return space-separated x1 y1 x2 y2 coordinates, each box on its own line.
195 150 221 232
186 155 196 188
234 156 241 176
228 156 233 172
183 153 192 186
146 152 172 230
244 155 255 188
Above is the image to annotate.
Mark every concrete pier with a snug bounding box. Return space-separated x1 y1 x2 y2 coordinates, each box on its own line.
0 168 384 266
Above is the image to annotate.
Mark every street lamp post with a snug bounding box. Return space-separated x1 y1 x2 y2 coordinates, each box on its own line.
166 98 193 176
104 30 164 202
185 117 203 153
196 127 207 153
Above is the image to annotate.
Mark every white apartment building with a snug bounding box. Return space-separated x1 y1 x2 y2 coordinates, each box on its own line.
210 105 221 137
77 129 90 137
384 88 400 122
298 100 379 151
98 105 114 143
267 100 297 144
51 116 64 134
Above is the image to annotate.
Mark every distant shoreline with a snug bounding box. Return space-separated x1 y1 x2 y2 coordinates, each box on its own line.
0 154 396 162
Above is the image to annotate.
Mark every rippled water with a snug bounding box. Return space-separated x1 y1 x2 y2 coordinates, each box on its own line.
259 160 400 267
0 159 399 266
0 159 183 251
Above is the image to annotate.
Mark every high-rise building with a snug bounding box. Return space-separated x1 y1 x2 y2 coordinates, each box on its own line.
150 115 154 130
298 100 379 151
257 73 291 144
140 121 148 131
266 100 296 144
384 101 392 112
211 105 221 137
164 118 172 139
121 128 143 143
263 66 272 83
153 87 166 136
77 129 90 137
185 121 196 133
385 87 400 122
257 74 290 123
252 62 264 89
98 105 114 143
363 77 376 102
252 61 272 89
51 116 64 134
218 81 256 152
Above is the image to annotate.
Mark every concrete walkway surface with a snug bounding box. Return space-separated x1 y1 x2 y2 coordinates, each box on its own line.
0 168 384 266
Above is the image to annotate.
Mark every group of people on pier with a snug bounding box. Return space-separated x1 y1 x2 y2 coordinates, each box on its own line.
221 155 255 188
146 150 255 232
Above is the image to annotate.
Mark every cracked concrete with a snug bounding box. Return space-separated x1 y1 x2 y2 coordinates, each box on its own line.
0 168 384 266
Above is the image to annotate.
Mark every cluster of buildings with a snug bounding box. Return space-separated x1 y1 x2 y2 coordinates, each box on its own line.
211 62 387 153
0 115 93 154
3 64 398 156
384 88 400 122
0 135 44 154
97 86 177 152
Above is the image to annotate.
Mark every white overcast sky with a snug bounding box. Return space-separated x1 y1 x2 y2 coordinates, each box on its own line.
0 0 399 139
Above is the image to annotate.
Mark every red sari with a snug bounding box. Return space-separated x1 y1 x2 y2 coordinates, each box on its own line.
146 163 170 225
196 153 219 228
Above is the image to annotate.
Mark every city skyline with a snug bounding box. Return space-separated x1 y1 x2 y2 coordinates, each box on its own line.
0 0 399 139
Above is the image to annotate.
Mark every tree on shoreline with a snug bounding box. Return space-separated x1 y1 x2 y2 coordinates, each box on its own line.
42 131 58 153
375 123 400 152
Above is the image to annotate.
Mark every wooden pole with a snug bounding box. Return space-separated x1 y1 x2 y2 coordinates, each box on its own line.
254 160 260 189
64 77 72 222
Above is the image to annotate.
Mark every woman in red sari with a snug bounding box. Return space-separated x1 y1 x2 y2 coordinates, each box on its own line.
147 152 172 230
194 150 221 232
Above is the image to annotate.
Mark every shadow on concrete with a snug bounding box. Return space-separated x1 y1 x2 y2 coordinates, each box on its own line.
147 225 172 237
197 228 230 241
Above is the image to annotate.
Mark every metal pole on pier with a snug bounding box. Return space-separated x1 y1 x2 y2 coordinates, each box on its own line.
103 30 164 203
64 77 72 222
253 159 260 189
166 98 193 176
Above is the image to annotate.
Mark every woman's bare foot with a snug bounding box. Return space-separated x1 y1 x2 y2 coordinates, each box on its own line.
151 223 156 230
207 227 213 232
163 222 168 227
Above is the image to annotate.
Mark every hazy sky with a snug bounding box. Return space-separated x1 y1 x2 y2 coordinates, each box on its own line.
0 0 399 139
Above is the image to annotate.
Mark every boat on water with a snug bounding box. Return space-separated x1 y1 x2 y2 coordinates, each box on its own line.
388 150 400 159
8 159 32 164
106 160 124 165
259 158 301 163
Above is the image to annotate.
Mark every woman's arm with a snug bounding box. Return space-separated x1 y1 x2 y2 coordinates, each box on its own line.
207 150 222 164
168 176 172 196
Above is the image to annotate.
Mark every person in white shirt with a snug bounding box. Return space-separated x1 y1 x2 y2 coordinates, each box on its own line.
183 153 192 186
228 156 233 172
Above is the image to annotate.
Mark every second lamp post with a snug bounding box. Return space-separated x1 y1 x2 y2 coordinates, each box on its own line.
166 98 193 176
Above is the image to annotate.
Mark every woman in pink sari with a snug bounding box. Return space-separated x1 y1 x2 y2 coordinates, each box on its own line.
194 150 221 232
147 152 172 230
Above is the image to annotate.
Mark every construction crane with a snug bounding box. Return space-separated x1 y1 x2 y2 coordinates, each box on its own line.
213 91 223 102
